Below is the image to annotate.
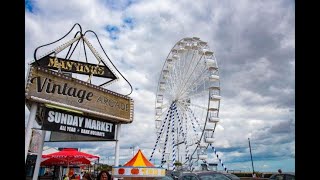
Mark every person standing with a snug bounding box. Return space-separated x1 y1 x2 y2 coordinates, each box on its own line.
252 173 256 178
82 173 93 180
97 170 111 180
80 172 84 180
63 174 70 180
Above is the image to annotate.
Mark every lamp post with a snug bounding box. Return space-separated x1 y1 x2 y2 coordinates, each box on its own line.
248 138 255 176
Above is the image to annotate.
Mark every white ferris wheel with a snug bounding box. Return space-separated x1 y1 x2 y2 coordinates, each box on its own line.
149 37 222 171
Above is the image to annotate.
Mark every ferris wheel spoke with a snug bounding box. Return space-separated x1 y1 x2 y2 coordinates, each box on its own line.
178 66 212 99
176 54 205 97
186 107 206 132
176 104 201 142
175 107 184 136
177 91 206 104
187 102 208 111
175 50 197 93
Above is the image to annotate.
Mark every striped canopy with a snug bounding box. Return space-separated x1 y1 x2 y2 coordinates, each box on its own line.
124 149 154 167
112 149 165 177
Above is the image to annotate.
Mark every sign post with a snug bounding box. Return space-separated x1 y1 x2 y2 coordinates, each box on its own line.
32 130 46 180
25 103 38 161
114 124 121 180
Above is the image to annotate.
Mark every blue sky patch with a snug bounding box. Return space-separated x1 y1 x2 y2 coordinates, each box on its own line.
25 0 33 13
105 25 120 40
122 17 135 29
104 0 137 10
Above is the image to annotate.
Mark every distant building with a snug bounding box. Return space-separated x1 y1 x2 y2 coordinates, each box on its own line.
201 163 218 171
228 170 242 173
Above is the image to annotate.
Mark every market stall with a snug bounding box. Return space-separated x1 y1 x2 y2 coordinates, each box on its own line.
41 148 99 179
112 149 166 180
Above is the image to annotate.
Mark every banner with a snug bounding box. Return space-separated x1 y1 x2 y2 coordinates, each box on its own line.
41 107 115 139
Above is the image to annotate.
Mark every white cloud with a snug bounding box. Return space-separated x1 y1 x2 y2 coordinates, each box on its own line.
25 0 295 173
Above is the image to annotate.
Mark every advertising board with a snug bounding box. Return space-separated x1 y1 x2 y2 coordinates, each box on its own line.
25 66 134 123
41 107 116 139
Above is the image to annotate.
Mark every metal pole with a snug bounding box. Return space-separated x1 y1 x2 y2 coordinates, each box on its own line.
248 138 255 175
25 103 38 161
130 146 135 157
32 130 46 180
114 124 121 180
59 166 63 180
115 124 121 166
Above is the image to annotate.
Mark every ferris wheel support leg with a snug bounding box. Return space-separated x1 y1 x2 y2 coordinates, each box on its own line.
149 108 171 161
210 144 227 172
32 130 46 180
25 102 38 162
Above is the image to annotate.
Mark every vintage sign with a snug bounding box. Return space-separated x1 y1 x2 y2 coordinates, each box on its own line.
25 66 134 123
48 131 112 142
41 107 116 139
32 55 117 79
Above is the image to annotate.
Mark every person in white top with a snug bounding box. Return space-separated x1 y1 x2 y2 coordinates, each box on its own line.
80 172 84 180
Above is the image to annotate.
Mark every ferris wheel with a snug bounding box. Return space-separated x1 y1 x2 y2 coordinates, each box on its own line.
149 37 222 171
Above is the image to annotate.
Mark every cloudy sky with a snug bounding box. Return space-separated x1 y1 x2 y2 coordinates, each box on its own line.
25 0 295 173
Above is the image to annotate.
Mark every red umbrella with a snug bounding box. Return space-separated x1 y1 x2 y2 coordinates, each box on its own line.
41 148 99 166
41 157 92 166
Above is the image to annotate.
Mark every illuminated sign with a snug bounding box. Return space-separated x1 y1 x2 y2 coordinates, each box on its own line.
32 55 117 79
25 66 134 123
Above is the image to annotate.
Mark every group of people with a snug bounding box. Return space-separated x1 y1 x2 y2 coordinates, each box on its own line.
63 170 111 180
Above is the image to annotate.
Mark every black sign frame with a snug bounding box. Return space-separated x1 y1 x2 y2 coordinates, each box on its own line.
41 107 116 140
32 55 117 79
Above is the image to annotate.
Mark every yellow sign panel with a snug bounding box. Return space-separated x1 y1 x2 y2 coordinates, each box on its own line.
25 66 133 123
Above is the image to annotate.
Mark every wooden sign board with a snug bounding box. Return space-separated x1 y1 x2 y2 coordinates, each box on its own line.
25 66 134 124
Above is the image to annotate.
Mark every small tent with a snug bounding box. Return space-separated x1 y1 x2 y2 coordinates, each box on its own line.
112 149 165 179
